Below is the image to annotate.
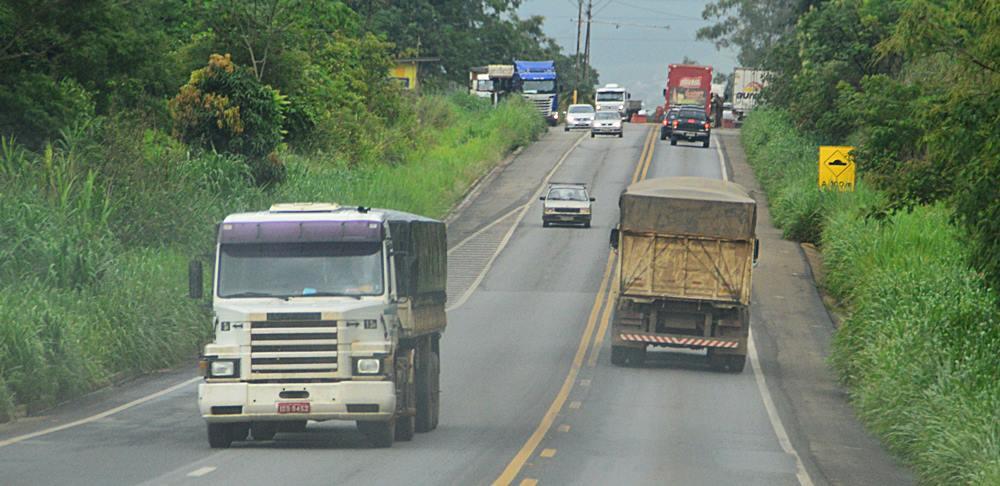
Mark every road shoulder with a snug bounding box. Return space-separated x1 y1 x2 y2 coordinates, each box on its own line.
717 129 915 486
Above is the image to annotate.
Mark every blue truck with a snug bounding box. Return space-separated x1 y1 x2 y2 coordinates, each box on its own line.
514 60 559 126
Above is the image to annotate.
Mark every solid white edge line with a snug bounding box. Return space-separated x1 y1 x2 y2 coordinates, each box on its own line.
749 330 815 486
187 466 217 477
447 205 522 255
445 132 587 312
0 376 201 448
715 136 729 182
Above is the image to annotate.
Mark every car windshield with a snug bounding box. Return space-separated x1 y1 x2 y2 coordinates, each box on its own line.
218 241 384 298
547 187 588 201
595 112 618 120
521 80 556 93
568 105 594 114
596 92 624 102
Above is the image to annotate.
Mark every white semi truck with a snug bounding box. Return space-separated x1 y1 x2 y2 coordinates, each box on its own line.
190 203 446 448
732 68 773 121
595 83 640 121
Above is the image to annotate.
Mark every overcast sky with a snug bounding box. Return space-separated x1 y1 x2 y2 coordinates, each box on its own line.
517 0 739 107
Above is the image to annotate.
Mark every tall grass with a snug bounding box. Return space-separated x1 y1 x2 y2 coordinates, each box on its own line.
742 109 1000 485
0 93 543 421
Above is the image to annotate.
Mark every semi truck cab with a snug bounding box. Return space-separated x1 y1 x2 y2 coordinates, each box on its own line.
191 203 445 448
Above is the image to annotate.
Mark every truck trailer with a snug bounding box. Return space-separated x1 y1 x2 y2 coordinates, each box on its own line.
663 64 713 114
732 67 772 121
609 177 758 372
191 203 446 448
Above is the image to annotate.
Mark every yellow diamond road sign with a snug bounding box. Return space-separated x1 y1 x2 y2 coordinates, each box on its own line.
819 146 855 191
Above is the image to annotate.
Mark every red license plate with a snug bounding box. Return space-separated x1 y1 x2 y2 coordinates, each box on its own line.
277 402 310 414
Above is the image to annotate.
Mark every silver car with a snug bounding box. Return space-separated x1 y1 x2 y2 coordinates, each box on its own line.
540 183 594 228
591 111 623 138
564 104 596 131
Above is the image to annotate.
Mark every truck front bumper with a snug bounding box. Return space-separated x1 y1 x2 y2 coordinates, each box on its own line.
199 380 395 423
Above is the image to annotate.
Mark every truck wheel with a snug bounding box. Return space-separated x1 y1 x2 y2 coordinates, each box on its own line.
395 414 415 441
628 347 646 367
416 350 440 432
543 221 550 228
358 420 394 448
611 346 628 366
207 423 234 449
583 219 591 228
670 137 677 146
232 422 251 441
727 354 747 373
251 421 278 441
590 132 595 138
702 139 710 148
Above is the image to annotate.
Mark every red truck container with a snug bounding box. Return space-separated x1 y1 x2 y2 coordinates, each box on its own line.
663 64 712 114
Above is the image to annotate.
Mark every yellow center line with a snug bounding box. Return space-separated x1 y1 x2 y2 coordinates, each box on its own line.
587 126 656 368
491 251 614 486
492 127 656 486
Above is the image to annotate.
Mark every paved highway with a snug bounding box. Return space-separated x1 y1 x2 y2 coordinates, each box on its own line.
0 126 911 485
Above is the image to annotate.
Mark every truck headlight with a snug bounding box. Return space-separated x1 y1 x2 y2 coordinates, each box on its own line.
209 360 238 378
354 358 381 375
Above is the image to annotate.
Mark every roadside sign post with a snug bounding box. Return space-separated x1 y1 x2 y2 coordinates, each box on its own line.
818 146 855 191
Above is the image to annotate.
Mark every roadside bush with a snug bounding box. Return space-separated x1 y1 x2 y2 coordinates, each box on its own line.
742 108 1000 485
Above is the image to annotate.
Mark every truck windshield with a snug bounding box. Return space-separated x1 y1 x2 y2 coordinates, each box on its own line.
521 80 556 93
476 79 494 91
218 242 384 298
596 92 624 102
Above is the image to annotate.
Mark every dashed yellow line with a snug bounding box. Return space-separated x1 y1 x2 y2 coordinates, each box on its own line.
492 127 656 486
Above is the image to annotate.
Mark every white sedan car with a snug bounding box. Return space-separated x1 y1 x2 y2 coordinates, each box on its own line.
564 104 596 131
591 111 623 138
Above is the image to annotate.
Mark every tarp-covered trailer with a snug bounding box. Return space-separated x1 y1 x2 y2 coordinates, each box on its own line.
610 177 758 371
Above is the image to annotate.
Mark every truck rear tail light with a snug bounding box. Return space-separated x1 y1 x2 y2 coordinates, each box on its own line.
704 123 711 130
672 120 679 128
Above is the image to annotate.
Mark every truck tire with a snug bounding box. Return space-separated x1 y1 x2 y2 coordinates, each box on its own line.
702 139 710 148
251 421 278 441
726 354 747 373
415 349 440 432
395 413 415 441
611 346 628 366
358 419 394 448
232 422 251 441
670 137 677 146
543 221 550 228
207 423 234 449
583 220 591 228
628 347 646 367
590 132 595 138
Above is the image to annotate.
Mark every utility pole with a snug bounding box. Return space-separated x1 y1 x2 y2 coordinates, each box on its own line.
583 0 592 88
574 0 583 104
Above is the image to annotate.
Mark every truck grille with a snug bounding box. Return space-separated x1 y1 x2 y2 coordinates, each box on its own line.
524 96 553 115
250 317 338 381
553 208 580 213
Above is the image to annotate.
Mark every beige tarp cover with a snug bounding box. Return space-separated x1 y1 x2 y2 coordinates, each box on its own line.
620 177 756 239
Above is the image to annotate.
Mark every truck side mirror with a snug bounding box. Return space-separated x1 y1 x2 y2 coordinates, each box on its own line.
539 196 546 201
189 260 203 299
753 239 760 266
590 197 596 201
610 228 620 250
662 88 667 97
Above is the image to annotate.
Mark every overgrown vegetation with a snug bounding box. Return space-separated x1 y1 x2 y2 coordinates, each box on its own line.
743 110 999 485
0 1 550 420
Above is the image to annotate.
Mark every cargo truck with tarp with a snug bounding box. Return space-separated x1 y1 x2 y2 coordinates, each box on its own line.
609 177 758 371
189 203 446 448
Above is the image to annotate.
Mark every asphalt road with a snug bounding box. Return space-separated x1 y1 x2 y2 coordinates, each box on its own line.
0 126 911 485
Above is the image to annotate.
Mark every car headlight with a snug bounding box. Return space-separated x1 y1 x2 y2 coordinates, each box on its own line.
580 207 592 214
209 359 238 378
354 358 381 375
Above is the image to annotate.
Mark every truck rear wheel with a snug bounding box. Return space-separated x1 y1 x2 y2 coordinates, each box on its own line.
358 420 394 448
702 139 710 148
416 350 440 432
611 346 628 366
670 137 677 146
726 354 747 373
395 414 415 441
207 423 234 449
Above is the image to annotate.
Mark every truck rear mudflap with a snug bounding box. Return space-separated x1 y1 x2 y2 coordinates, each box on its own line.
615 331 743 351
